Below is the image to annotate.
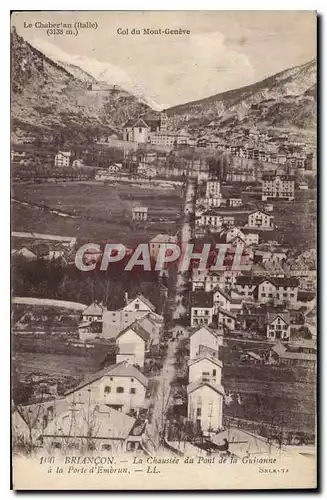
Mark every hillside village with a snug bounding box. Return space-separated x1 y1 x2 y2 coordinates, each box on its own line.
11 28 316 461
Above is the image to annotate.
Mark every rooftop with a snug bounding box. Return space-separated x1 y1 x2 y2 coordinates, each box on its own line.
64 361 148 396
191 291 214 308
116 320 151 343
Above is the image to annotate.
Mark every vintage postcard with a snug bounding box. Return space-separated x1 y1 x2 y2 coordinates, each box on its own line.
11 10 317 490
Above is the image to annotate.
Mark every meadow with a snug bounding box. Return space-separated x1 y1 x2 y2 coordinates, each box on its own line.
12 180 183 245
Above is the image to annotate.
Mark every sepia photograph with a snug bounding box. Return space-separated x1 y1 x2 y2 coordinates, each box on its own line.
10 10 317 490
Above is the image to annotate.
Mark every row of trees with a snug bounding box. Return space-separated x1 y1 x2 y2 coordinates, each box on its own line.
12 255 162 311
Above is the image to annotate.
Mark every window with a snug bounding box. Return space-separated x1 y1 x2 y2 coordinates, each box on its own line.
131 378 134 382
283 325 288 330
130 388 136 394
196 407 202 417
139 128 142 133
135 303 139 310
116 387 124 394
102 444 112 451
205 310 209 316
213 369 217 377
194 309 198 316
104 386 111 394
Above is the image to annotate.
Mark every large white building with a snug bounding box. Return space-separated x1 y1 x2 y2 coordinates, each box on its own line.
262 175 295 201
247 210 274 230
189 325 223 360
65 362 148 414
54 151 71 167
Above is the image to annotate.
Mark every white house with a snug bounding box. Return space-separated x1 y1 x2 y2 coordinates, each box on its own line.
55 151 71 167
228 198 242 207
204 179 222 207
187 381 224 434
266 312 291 341
132 207 148 222
116 321 150 368
188 354 223 385
247 210 274 230
244 232 259 246
223 227 245 243
82 302 104 323
123 118 150 143
123 293 155 313
212 286 232 313
65 362 148 413
235 276 299 304
196 210 222 231
189 325 223 360
262 175 295 201
42 404 137 453
108 163 123 174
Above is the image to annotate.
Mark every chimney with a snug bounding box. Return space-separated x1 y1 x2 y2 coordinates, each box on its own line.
125 292 129 305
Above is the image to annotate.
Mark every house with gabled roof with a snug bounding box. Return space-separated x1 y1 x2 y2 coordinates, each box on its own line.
266 311 291 341
188 352 223 385
123 117 150 143
212 286 232 313
247 210 274 230
189 325 223 360
268 342 316 367
116 321 150 368
123 293 156 313
65 361 148 413
42 403 137 453
82 302 105 323
190 291 215 328
187 380 225 434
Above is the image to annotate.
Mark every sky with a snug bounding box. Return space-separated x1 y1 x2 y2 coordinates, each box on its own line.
12 11 316 109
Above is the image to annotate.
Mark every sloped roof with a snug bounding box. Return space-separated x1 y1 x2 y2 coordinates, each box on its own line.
246 351 262 361
267 312 290 325
82 302 104 316
189 325 221 340
133 118 149 129
64 361 148 396
212 286 232 302
43 404 136 440
133 206 148 213
116 320 150 343
191 291 214 308
218 308 237 320
126 293 155 312
187 380 225 396
188 354 223 369
248 210 272 217
150 233 177 244
15 398 70 429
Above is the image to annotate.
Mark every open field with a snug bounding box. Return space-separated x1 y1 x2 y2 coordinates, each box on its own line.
12 181 183 245
222 364 315 434
241 188 316 249
13 352 103 378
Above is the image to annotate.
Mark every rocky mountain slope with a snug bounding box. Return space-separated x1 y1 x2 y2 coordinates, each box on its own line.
166 59 317 140
11 27 152 145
